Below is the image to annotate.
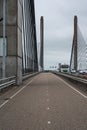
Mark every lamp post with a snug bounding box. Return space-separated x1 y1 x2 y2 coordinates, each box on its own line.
2 0 6 78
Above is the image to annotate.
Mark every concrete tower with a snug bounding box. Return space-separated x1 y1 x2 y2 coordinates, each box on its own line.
74 15 78 71
0 0 38 85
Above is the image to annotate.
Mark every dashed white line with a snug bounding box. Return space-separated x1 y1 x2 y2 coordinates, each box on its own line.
48 121 51 124
46 107 50 110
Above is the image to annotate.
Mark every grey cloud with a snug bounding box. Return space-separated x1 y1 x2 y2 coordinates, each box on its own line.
35 0 87 69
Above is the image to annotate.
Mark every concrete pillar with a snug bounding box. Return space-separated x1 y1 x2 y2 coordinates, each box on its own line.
74 15 78 71
40 16 44 71
0 0 22 85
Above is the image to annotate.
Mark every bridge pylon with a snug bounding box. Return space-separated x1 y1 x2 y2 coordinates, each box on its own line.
39 16 44 71
74 15 78 71
70 16 78 72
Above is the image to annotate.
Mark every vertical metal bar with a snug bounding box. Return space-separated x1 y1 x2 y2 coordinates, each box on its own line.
2 0 6 78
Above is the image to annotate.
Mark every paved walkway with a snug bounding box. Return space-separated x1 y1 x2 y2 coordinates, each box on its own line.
0 73 87 130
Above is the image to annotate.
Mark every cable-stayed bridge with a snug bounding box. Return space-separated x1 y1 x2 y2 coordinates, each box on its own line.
0 1 87 129
70 16 87 72
0 0 44 85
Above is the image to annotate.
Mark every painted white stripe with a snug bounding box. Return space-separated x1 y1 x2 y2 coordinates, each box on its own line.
0 78 36 109
46 107 50 110
48 121 51 124
58 76 87 99
0 100 9 109
10 80 34 99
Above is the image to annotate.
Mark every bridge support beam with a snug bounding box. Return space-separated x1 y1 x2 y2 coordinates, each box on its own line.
40 16 44 71
74 16 78 71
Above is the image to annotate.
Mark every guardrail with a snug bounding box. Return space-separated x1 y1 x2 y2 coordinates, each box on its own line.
23 72 39 80
0 76 16 90
0 72 39 90
53 71 87 85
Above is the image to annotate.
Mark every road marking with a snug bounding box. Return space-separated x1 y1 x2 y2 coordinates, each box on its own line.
10 79 34 99
46 107 50 110
48 121 51 124
58 76 87 99
0 77 36 109
0 100 9 109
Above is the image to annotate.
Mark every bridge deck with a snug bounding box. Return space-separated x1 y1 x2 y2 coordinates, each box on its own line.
0 73 87 130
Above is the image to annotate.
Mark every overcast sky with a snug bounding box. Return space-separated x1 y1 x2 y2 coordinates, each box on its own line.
35 0 87 70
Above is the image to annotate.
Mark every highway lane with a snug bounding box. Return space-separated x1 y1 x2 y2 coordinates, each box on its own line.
0 73 87 130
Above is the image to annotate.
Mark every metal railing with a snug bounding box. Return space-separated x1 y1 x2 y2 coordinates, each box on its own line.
23 72 39 80
53 71 87 85
0 76 16 90
0 72 39 90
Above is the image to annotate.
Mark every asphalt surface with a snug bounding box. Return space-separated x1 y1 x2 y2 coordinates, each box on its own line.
0 72 87 130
